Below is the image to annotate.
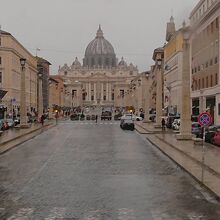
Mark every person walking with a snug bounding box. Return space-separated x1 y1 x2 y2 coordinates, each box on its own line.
161 118 166 131
40 114 45 126
95 115 98 123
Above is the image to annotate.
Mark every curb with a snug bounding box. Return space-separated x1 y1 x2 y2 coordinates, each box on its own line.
0 123 56 155
135 122 220 199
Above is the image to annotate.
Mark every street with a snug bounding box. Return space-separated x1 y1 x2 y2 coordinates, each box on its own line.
0 120 220 220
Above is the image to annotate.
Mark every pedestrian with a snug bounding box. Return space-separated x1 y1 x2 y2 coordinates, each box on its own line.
161 118 166 131
95 115 98 123
40 114 44 126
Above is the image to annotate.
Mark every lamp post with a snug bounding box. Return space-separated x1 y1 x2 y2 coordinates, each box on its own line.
143 72 151 123
38 70 43 118
176 24 192 140
155 55 164 128
19 58 29 128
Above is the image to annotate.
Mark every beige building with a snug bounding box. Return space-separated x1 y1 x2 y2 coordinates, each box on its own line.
58 26 139 108
0 29 38 118
190 0 220 123
164 16 184 116
48 75 64 113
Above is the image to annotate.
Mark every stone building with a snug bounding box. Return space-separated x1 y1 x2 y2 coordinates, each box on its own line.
36 57 51 113
164 16 184 116
48 75 64 113
190 0 220 123
0 29 38 118
58 26 139 108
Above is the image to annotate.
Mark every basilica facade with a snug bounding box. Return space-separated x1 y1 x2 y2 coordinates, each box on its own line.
58 26 139 108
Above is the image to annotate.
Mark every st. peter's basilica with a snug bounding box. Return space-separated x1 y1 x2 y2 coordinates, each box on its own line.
58 26 139 108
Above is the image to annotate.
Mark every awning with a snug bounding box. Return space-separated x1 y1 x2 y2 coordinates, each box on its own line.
0 90 7 99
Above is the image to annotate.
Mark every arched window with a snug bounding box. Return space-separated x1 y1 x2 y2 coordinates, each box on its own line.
91 58 95 66
210 75 213 87
105 58 109 66
98 57 102 66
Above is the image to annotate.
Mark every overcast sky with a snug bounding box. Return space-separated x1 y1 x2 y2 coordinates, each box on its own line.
0 0 197 73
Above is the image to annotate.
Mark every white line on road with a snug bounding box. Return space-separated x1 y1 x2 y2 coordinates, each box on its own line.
7 208 34 220
45 207 66 220
118 208 136 220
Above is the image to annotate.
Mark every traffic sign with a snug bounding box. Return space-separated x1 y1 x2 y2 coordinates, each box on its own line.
198 112 212 127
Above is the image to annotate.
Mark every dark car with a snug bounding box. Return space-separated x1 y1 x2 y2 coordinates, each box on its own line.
204 125 220 143
70 114 80 121
120 119 135 130
86 115 91 120
114 112 122 120
91 115 96 120
192 122 202 137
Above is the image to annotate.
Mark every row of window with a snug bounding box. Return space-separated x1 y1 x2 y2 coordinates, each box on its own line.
64 71 134 76
191 0 217 24
81 94 115 101
192 73 218 90
192 56 218 74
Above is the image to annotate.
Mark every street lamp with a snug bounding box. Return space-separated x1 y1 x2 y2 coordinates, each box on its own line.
176 23 192 140
37 68 43 118
19 58 29 128
153 47 164 128
143 71 151 123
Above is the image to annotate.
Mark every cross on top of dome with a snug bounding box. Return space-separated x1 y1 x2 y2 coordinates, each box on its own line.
96 25 104 38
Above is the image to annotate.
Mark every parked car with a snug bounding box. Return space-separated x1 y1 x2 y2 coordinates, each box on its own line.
70 114 80 121
86 115 91 120
166 115 180 129
2 121 9 130
120 119 135 130
172 119 180 130
204 125 220 143
149 114 156 122
121 114 143 121
14 117 20 126
212 130 220 146
6 119 15 128
114 112 123 120
91 115 96 120
192 122 202 137
0 119 4 130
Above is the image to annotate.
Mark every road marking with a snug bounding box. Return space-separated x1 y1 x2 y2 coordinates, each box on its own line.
118 208 136 220
45 207 66 220
7 208 34 220
82 210 101 220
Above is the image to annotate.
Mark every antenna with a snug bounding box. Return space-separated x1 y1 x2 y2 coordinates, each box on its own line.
36 48 40 56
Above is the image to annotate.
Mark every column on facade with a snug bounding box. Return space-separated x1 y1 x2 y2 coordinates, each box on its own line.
88 83 91 101
108 83 112 101
86 83 89 101
101 83 103 101
94 83 96 102
155 66 163 127
106 83 109 101
199 94 206 113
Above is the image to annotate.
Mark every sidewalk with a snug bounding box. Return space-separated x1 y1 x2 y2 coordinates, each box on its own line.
135 121 220 198
0 120 55 154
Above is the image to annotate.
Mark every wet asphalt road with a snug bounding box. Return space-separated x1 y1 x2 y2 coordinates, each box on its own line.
0 120 220 220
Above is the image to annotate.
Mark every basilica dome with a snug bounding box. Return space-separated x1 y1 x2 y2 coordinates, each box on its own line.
83 26 117 68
